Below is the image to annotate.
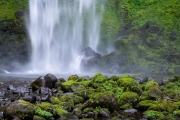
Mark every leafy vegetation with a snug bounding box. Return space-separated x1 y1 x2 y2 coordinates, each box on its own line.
0 0 28 21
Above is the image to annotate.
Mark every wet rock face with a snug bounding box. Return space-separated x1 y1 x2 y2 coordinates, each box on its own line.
80 47 102 72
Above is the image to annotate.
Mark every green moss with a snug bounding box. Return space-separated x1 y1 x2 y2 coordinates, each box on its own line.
91 73 108 83
144 80 159 90
71 95 84 105
0 0 28 21
35 108 53 120
117 75 142 93
68 75 79 81
148 86 162 99
78 80 91 87
94 106 102 113
50 97 61 104
53 107 68 117
120 103 132 109
144 110 164 119
102 80 118 91
139 91 150 101
118 91 139 106
59 94 74 108
37 102 52 111
139 100 157 110
61 80 76 91
33 115 46 120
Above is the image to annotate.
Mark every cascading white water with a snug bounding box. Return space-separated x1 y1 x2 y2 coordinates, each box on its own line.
27 0 103 74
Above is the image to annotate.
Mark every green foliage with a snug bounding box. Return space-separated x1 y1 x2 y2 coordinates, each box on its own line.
94 106 102 113
99 0 121 52
144 110 164 119
120 0 180 33
35 108 53 120
0 0 28 21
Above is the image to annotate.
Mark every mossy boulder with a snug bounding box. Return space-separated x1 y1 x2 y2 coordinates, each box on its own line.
147 86 163 100
89 73 108 87
117 75 142 94
68 75 79 81
59 94 74 111
88 91 119 112
143 80 159 91
75 88 95 100
70 83 86 92
3 102 35 120
118 91 139 107
61 80 76 92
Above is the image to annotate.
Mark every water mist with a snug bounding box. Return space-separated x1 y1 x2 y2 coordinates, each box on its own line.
27 0 104 74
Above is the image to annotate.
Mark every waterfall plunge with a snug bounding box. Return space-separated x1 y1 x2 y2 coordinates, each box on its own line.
27 0 103 74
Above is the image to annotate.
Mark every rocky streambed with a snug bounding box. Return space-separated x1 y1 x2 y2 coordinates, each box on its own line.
0 73 180 120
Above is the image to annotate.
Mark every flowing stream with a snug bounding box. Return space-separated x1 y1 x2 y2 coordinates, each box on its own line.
27 0 103 74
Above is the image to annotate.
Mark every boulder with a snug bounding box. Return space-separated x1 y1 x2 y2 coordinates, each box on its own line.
80 47 102 72
31 73 57 91
3 102 34 120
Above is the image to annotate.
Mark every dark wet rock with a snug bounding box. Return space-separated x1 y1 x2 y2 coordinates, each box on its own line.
80 47 102 72
31 73 57 91
41 94 50 101
0 112 3 119
57 78 66 83
57 114 79 120
73 108 82 118
97 109 110 120
82 112 95 119
3 102 34 120
39 87 52 95
31 76 44 91
79 76 91 80
13 86 28 94
44 73 57 89
20 95 36 103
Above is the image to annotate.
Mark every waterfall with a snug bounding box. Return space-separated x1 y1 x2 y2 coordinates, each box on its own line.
27 0 103 74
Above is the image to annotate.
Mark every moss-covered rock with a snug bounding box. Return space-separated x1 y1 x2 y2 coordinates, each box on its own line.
143 80 159 91
117 75 142 94
118 91 139 107
88 73 108 88
68 75 79 81
148 86 163 100
3 102 35 120
59 94 74 110
87 91 118 112
61 80 76 92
